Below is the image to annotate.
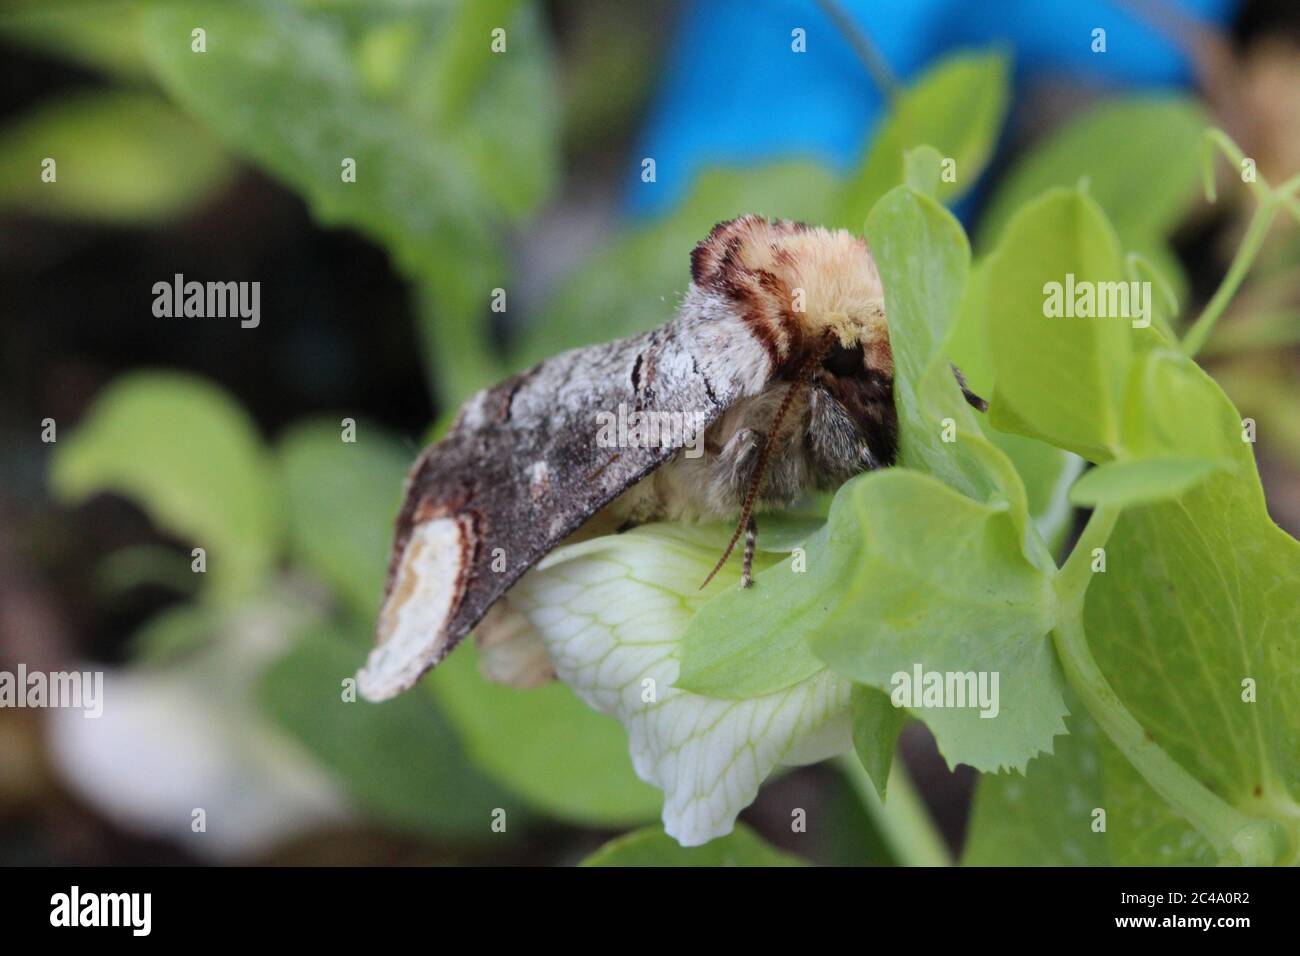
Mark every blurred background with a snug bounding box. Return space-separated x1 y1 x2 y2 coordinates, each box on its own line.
1 0 1297 865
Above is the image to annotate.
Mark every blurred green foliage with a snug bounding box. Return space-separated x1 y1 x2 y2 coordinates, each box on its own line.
977 97 1208 303
840 51 1009 223
276 420 408 619
259 623 517 840
50 372 281 597
428 645 662 825
0 89 234 223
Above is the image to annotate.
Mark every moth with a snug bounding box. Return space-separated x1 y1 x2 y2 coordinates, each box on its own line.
358 215 983 701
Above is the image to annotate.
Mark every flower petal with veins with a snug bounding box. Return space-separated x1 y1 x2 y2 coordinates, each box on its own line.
509 526 852 847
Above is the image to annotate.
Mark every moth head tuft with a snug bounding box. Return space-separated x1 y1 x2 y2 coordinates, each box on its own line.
689 215 891 377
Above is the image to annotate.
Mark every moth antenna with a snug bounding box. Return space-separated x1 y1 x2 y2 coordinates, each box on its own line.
699 335 837 590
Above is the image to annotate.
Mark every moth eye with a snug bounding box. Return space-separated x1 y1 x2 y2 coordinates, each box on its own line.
823 342 866 377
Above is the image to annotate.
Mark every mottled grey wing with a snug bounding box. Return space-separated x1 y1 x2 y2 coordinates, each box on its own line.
356 317 754 700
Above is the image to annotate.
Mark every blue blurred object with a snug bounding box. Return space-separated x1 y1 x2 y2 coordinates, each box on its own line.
627 0 1237 216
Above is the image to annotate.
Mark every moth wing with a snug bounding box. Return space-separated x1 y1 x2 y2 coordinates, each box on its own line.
357 319 762 701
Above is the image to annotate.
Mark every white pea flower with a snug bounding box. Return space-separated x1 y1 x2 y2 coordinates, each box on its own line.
498 525 853 847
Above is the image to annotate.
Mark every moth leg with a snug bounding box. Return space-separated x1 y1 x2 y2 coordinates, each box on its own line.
808 387 875 484
741 515 757 589
951 364 988 412
718 426 765 498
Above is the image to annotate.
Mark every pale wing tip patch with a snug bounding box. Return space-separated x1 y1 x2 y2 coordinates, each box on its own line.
357 516 469 702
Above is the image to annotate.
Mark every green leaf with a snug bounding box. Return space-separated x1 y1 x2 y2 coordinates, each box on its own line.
902 144 944 198
139 0 488 275
518 162 841 365
850 685 906 799
1068 458 1224 508
673 516 848 703
838 51 1010 227
947 256 994 398
1095 731 1217 865
984 188 1133 462
949 255 1084 554
1083 368 1300 855
1119 346 1235 463
425 0 523 116
581 823 806 867
862 186 994 501
259 623 514 840
427 640 663 827
675 528 826 699
0 90 233 224
962 703 1216 865
987 430 1083 555
414 0 558 222
0 0 149 78
1068 345 1238 507
809 470 1065 773
978 96 1208 252
962 708 1111 866
276 419 409 619
49 372 280 597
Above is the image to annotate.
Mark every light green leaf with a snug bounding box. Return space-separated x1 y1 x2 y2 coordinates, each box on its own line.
0 90 232 224
862 186 994 501
675 526 827 699
1120 346 1235 463
962 708 1111 866
1084 367 1300 857
673 513 864 704
506 526 853 845
1096 731 1217 866
427 638 663 828
984 188 1133 462
839 51 1010 227
260 623 515 840
809 470 1066 774
850 685 907 799
963 704 1216 865
1068 345 1238 508
1214 354 1300 471
581 823 806 867
49 372 280 597
1124 238 1186 334
902 144 944 198
949 254 1083 554
988 430 1083 555
947 256 994 398
276 419 409 619
978 96 1208 252
1068 458 1225 508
